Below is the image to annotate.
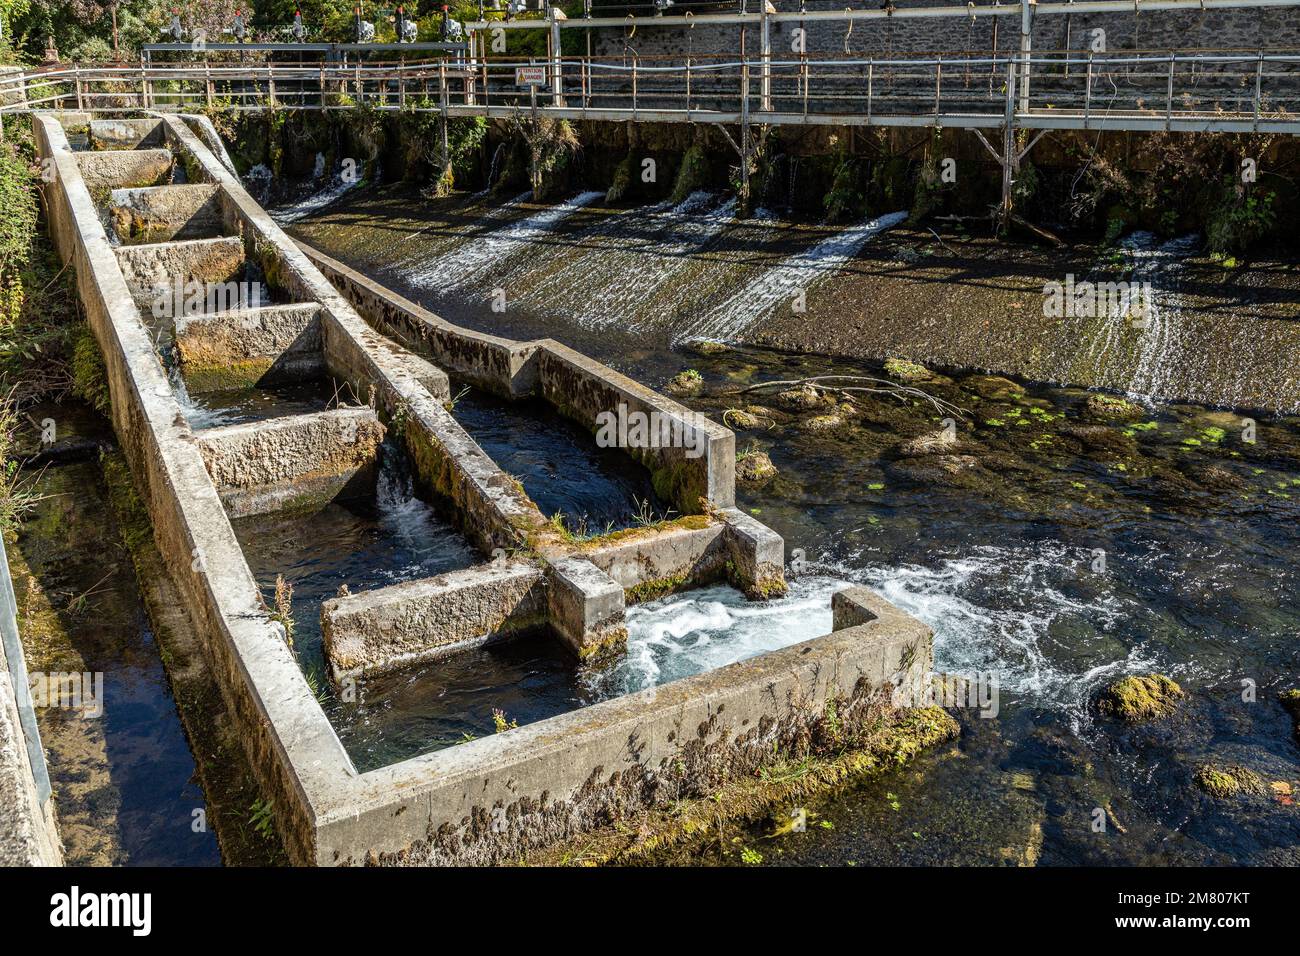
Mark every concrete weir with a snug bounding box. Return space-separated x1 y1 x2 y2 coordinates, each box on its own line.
35 110 938 865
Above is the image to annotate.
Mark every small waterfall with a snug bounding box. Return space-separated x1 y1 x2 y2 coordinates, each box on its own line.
1074 231 1202 403
515 192 736 329
409 190 605 291
683 210 907 343
487 142 506 191
585 576 853 698
273 158 365 224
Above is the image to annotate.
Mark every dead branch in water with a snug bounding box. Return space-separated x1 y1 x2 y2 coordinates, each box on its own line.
730 375 968 419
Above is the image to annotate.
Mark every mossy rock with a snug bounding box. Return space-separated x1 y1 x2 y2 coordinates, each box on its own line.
801 414 847 435
775 384 830 412
685 339 730 357
1194 764 1265 799
1084 393 1144 420
665 369 704 397
1092 674 1184 723
723 406 774 431
963 375 1026 401
883 357 932 384
736 450 777 486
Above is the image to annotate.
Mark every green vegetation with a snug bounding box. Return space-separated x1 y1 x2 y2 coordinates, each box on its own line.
1194 764 1264 799
1092 674 1184 723
669 144 711 206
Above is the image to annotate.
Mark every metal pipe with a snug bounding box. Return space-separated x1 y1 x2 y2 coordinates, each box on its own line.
466 0 1300 30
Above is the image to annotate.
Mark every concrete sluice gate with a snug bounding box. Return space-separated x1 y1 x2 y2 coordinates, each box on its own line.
35 110 935 865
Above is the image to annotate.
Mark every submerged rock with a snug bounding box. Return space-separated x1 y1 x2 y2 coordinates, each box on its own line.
883 357 932 384
1092 674 1184 723
964 375 1026 401
1194 764 1265 799
1060 424 1137 456
665 369 704 397
1084 393 1143 420
686 339 731 357
736 450 778 485
775 384 830 412
801 414 847 435
894 428 960 457
1182 462 1246 491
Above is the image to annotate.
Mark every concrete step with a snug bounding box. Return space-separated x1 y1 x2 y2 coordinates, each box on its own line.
113 235 246 312
174 302 324 392
195 406 385 518
89 118 165 151
76 147 173 194
108 183 225 244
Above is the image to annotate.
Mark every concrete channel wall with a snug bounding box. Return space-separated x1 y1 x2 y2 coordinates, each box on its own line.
0 540 62 866
36 110 937 865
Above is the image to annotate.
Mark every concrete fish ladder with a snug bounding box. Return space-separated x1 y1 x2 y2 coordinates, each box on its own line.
685 211 908 344
36 110 935 866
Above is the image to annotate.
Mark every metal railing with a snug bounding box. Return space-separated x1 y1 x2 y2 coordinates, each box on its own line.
4 50 1297 133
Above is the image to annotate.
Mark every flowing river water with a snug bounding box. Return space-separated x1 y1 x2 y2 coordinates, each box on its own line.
224 182 1300 866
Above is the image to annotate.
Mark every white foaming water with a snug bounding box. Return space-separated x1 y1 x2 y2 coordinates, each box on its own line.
519 192 737 328
273 161 364 224
684 210 907 343
596 539 1151 713
839 542 1154 712
409 191 605 291
595 575 852 695
1080 231 1201 402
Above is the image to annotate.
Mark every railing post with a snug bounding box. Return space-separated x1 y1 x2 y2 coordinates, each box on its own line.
1166 54 1175 130
866 59 874 124
1018 0 1035 114
399 64 406 108
140 55 151 108
1254 52 1264 130
207 62 216 108
74 68 84 111
759 4 772 112
267 66 277 108
740 61 750 211
632 56 638 118
1084 52 1094 129
934 57 942 119
550 7 564 107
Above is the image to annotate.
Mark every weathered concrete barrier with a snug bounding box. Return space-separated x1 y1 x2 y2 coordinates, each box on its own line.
322 562 546 680
75 147 173 195
90 118 165 150
301 246 737 516
36 110 935 867
175 303 324 391
196 407 385 518
114 235 245 311
110 183 224 244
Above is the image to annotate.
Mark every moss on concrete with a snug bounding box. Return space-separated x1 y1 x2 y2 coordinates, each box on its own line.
520 703 959 866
